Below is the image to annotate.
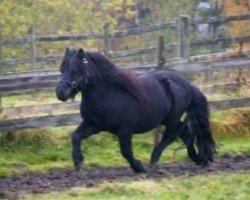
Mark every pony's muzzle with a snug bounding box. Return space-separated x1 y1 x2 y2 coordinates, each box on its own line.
56 87 68 102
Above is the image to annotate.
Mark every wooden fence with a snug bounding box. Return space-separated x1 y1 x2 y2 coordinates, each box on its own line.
0 57 250 93
0 55 249 132
2 13 250 45
0 13 250 132
1 13 250 72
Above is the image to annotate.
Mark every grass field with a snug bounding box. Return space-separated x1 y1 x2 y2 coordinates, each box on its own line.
0 106 249 200
21 171 250 200
0 108 249 177
0 131 250 177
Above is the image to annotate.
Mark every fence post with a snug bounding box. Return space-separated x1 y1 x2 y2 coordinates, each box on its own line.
28 26 37 71
0 23 2 74
157 36 165 69
0 24 2 111
103 23 110 54
0 94 1 115
177 15 189 59
0 23 2 62
154 36 165 146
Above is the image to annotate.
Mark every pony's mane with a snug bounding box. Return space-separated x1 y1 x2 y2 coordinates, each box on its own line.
87 52 148 102
60 49 77 73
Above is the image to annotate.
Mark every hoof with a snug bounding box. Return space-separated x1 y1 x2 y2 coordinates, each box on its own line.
193 158 202 166
74 163 83 171
200 160 209 168
149 163 157 169
134 167 146 173
132 160 146 173
149 159 158 167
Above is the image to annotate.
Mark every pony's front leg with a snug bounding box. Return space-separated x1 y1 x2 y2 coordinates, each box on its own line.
71 121 99 171
118 129 146 173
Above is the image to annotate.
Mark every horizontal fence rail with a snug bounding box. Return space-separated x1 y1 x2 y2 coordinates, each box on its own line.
0 98 249 132
0 57 249 94
192 13 250 25
190 35 250 47
1 33 103 46
113 21 177 37
1 79 249 120
1 35 250 68
0 58 250 93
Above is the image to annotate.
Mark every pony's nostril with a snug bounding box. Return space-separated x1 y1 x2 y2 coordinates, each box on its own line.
56 88 64 98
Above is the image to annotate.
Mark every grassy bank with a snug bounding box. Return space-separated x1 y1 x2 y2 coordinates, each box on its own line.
0 108 249 177
22 171 250 200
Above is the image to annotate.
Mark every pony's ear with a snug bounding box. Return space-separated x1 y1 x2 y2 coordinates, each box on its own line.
64 48 70 56
78 48 85 60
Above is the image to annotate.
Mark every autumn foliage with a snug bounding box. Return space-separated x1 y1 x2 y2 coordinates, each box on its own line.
220 0 250 50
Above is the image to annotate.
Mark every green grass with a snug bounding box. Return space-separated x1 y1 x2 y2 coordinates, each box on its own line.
2 90 58 107
21 171 250 200
2 90 81 108
0 125 249 177
0 127 187 177
0 108 249 177
0 108 249 199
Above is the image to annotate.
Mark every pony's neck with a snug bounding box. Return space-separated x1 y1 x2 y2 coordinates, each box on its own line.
81 78 110 99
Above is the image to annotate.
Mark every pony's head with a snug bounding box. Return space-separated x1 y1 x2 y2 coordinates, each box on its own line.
56 48 89 101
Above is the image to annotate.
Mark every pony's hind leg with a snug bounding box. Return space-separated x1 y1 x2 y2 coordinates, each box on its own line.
178 121 201 165
117 129 146 173
150 125 178 167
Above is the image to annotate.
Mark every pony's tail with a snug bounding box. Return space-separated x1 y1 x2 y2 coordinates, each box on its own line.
187 86 216 166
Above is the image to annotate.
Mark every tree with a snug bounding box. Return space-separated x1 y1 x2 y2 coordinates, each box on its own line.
215 0 250 50
0 0 136 58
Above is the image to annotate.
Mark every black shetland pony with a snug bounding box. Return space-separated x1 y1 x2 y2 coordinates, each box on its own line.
56 48 215 172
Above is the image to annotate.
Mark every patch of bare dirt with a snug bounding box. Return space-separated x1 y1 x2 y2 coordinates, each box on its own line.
0 154 249 197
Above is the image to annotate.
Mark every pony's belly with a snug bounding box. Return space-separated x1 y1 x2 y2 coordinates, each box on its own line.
134 118 164 133
134 107 167 133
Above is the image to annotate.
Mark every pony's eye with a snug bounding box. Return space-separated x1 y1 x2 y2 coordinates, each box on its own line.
71 81 78 88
